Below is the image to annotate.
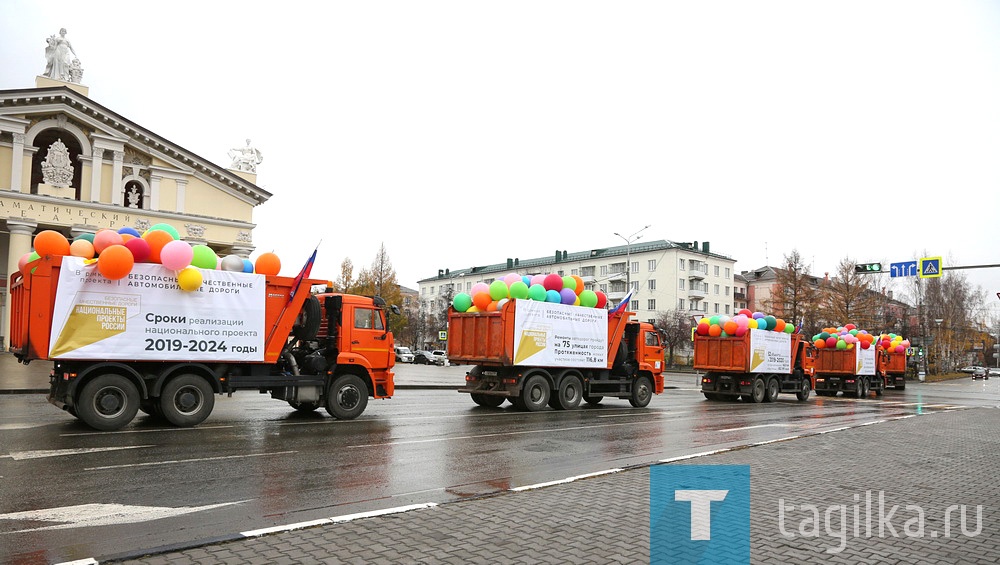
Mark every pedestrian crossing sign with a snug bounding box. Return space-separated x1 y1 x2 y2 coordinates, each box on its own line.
919 257 942 278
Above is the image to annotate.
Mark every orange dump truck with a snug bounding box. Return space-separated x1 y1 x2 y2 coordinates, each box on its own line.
9 255 396 431
877 349 907 390
448 300 665 410
696 330 812 402
810 345 883 398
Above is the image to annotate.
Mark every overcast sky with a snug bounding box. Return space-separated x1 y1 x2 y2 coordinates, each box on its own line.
2 1 999 318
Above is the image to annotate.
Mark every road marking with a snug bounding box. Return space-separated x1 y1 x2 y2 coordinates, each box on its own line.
60 425 233 437
718 423 796 432
0 501 248 533
241 503 438 537
2 445 152 460
0 423 54 431
348 420 671 448
54 559 98 565
510 469 623 492
84 450 296 471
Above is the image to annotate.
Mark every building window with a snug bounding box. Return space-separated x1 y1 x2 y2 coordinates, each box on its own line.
713 303 719 313
679 258 685 271
630 281 639 293
600 284 607 294
648 259 656 271
725 304 730 314
725 286 730 296
600 265 608 276
631 260 639 274
678 298 685 310
648 279 656 290
679 279 686 290
725 267 731 278
714 284 720 295
714 265 720 276
582 266 595 277
631 300 639 311
571 268 578 275
647 299 655 310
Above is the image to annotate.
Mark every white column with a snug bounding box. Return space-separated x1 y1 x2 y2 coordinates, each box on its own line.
174 179 187 213
89 148 104 203
111 151 124 205
10 133 25 192
4 219 38 350
149 174 161 210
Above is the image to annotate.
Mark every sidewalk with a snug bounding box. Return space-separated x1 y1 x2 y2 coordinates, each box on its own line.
103 404 998 564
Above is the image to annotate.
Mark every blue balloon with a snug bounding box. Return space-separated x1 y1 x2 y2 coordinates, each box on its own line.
117 227 141 237
545 289 562 303
242 258 254 273
521 275 532 287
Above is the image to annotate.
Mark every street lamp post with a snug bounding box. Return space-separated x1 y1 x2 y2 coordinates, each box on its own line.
613 225 650 297
934 318 944 374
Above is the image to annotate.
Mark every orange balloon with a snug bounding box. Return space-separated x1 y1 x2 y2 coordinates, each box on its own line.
97 244 135 280
120 233 135 243
254 252 281 276
472 291 491 311
571 275 585 295
487 300 499 312
33 230 70 257
69 239 95 259
143 229 175 264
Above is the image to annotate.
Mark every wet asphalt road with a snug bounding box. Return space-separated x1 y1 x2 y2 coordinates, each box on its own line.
0 370 997 564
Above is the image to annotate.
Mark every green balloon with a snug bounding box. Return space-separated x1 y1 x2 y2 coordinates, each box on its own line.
509 280 529 299
561 276 576 291
527 284 547 301
579 289 598 308
453 292 472 312
148 223 180 240
489 279 509 301
74 233 95 243
191 245 219 269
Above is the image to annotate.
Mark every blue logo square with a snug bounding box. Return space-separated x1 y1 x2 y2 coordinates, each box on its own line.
650 465 750 564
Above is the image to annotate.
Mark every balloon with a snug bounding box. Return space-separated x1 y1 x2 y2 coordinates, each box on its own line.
177 267 203 291
559 288 577 305
509 281 530 299
143 229 175 263
124 237 151 263
117 226 142 237
708 324 722 337
723 321 738 335
709 316 720 326
486 300 499 312
860 340 870 349
254 252 281 276
527 284 548 301
826 336 838 348
160 240 194 270
521 275 532 287
33 230 70 257
543 273 563 291
472 291 492 311
764 315 777 329
579 289 598 308
471 282 489 296
69 239 95 259
221 254 245 272
561 276 576 293
545 289 562 303
18 252 37 276
756 317 769 331
73 233 96 244
571 275 585 295
774 319 786 333
735 325 748 337
191 245 219 269
93 229 124 253
814 338 826 348
242 259 253 273
503 273 521 286
738 308 752 317
496 298 509 311
748 318 758 329
752 312 764 319
453 292 472 312
595 291 608 309
489 279 509 301
147 223 180 240
835 339 847 350
784 324 794 334
530 274 546 286
97 244 134 280
696 322 710 336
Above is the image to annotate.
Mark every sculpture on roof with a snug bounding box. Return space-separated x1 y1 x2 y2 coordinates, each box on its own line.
228 139 263 173
43 28 83 83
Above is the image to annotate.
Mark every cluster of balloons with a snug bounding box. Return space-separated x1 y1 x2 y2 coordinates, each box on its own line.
21 224 284 293
875 333 910 354
811 324 876 350
451 273 609 313
694 309 796 337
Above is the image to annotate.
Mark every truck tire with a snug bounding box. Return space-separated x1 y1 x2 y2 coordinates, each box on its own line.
550 377 583 410
629 376 653 408
795 379 811 401
584 395 603 406
326 374 369 419
159 374 215 427
292 296 322 341
862 378 870 398
853 379 864 398
750 377 766 403
764 377 780 403
519 374 550 412
77 374 140 431
471 393 505 408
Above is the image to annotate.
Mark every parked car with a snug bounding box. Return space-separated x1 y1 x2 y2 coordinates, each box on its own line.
972 366 990 379
413 350 446 366
959 366 978 374
991 367 1000 377
394 346 414 363
430 350 449 366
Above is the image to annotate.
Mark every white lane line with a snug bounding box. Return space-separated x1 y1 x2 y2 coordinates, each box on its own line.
717 423 796 432
54 559 98 565
61 425 233 437
1 501 248 533
84 450 296 471
241 503 438 537
2 445 153 460
659 449 731 463
510 469 623 492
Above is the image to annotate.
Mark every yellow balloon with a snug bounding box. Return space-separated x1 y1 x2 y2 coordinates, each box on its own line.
177 267 203 292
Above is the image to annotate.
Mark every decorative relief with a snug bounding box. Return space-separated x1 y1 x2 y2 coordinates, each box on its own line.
236 231 252 243
134 218 151 233
41 138 73 187
122 147 152 181
185 224 206 239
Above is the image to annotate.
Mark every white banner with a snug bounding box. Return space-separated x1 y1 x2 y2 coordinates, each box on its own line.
748 329 793 373
855 346 876 376
511 300 608 368
49 256 266 361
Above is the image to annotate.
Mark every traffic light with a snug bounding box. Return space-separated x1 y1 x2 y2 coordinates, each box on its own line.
855 263 882 273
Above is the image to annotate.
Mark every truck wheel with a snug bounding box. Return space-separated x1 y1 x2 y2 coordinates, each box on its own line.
326 374 369 419
292 296 322 341
471 393 505 408
853 379 864 398
77 374 140 431
629 376 653 408
795 379 811 401
584 395 603 406
862 378 870 398
159 374 215 427
519 374 550 412
551 377 583 410
764 377 780 402
750 377 766 403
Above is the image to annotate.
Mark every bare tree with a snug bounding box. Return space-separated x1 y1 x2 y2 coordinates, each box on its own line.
764 249 821 333
819 258 881 330
655 309 694 367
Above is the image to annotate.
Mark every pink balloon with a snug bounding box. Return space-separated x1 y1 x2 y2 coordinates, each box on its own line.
503 273 521 286
17 252 32 273
159 240 193 270
825 336 838 348
471 282 489 296
531 274 546 286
